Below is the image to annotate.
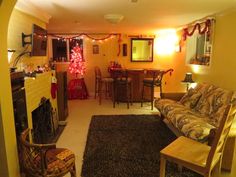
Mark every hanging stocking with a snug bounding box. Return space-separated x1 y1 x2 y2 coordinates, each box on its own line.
51 74 57 99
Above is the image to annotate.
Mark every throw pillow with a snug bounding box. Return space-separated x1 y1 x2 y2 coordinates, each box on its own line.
179 88 202 109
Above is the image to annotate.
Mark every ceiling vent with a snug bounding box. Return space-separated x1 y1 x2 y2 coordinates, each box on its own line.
104 14 124 24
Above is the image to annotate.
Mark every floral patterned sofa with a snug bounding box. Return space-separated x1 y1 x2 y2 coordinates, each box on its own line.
155 83 236 170
155 83 236 143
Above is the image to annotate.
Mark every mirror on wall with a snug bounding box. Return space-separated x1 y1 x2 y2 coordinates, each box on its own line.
186 32 212 66
131 38 153 62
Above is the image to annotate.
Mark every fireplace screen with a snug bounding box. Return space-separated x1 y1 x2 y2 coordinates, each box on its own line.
32 97 54 143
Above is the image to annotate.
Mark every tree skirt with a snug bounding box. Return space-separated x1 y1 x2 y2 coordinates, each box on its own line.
81 115 201 177
68 78 89 99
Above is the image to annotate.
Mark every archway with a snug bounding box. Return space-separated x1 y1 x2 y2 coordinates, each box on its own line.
0 0 20 177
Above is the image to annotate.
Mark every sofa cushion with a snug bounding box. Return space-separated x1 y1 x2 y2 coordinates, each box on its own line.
195 86 234 127
155 99 185 117
166 108 215 142
155 98 215 142
179 88 202 109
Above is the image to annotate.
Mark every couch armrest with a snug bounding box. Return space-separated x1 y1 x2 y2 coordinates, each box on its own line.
161 92 186 101
207 128 217 146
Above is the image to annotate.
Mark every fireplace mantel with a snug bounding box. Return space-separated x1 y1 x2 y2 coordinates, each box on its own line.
24 71 58 129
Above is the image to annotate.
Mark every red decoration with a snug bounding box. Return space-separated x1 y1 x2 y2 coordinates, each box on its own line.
51 74 57 99
117 34 122 56
68 44 86 77
51 83 57 99
68 78 89 99
182 19 212 41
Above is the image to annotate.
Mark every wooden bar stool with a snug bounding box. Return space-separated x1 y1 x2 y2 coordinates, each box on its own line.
20 128 77 177
112 69 133 109
141 69 173 110
94 66 114 104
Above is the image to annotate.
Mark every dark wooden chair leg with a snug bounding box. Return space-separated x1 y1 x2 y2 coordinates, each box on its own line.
94 79 97 99
113 82 116 108
98 81 102 105
130 82 133 105
151 85 154 110
141 84 144 107
70 162 77 177
126 83 129 109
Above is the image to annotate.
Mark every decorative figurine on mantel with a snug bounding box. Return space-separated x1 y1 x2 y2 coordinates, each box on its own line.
68 43 88 99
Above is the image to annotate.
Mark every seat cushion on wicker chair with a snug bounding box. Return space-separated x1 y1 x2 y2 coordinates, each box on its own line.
46 148 75 174
27 148 75 176
31 148 75 175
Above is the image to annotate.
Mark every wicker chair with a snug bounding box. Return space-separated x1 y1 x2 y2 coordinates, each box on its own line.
20 128 76 177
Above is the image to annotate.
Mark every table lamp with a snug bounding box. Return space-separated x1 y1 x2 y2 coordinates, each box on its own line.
182 72 195 91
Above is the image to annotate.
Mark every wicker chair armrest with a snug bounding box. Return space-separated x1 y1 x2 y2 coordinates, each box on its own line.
161 92 185 101
33 143 56 149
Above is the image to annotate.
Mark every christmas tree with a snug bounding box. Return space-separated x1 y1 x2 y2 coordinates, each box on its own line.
68 44 85 77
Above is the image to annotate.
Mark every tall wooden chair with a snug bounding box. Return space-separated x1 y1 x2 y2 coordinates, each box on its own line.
20 128 76 177
112 69 133 109
160 104 236 177
94 66 114 104
141 69 173 110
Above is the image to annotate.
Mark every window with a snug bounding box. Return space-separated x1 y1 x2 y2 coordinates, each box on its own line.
52 38 83 62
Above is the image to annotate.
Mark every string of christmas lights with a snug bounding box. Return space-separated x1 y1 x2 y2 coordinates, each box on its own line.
48 33 122 56
48 33 120 42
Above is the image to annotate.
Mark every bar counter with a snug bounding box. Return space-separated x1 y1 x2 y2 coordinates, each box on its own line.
110 68 163 102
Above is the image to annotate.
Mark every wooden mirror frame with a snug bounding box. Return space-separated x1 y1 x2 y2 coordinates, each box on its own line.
131 38 154 62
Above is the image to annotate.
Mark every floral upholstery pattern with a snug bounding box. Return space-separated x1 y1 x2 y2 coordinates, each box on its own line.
179 88 202 109
155 83 235 142
29 148 75 176
47 148 75 174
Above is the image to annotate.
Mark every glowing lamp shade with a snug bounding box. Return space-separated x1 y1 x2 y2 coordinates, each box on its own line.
7 49 16 63
155 29 179 55
182 73 195 91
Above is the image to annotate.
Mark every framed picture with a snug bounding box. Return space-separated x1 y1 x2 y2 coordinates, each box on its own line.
93 44 99 54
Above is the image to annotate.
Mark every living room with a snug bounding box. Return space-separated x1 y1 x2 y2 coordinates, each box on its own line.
1 0 236 177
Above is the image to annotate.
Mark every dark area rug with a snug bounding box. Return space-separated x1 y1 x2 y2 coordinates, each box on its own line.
81 114 201 177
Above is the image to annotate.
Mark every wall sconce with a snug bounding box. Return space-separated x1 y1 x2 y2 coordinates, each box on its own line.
8 49 16 63
181 73 195 91
8 49 31 72
22 32 32 47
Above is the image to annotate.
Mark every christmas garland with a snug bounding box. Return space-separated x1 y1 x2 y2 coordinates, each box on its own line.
182 19 212 41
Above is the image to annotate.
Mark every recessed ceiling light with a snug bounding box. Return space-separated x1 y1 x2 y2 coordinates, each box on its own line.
104 14 124 24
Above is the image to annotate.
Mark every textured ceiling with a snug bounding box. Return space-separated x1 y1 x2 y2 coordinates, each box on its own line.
19 0 236 34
